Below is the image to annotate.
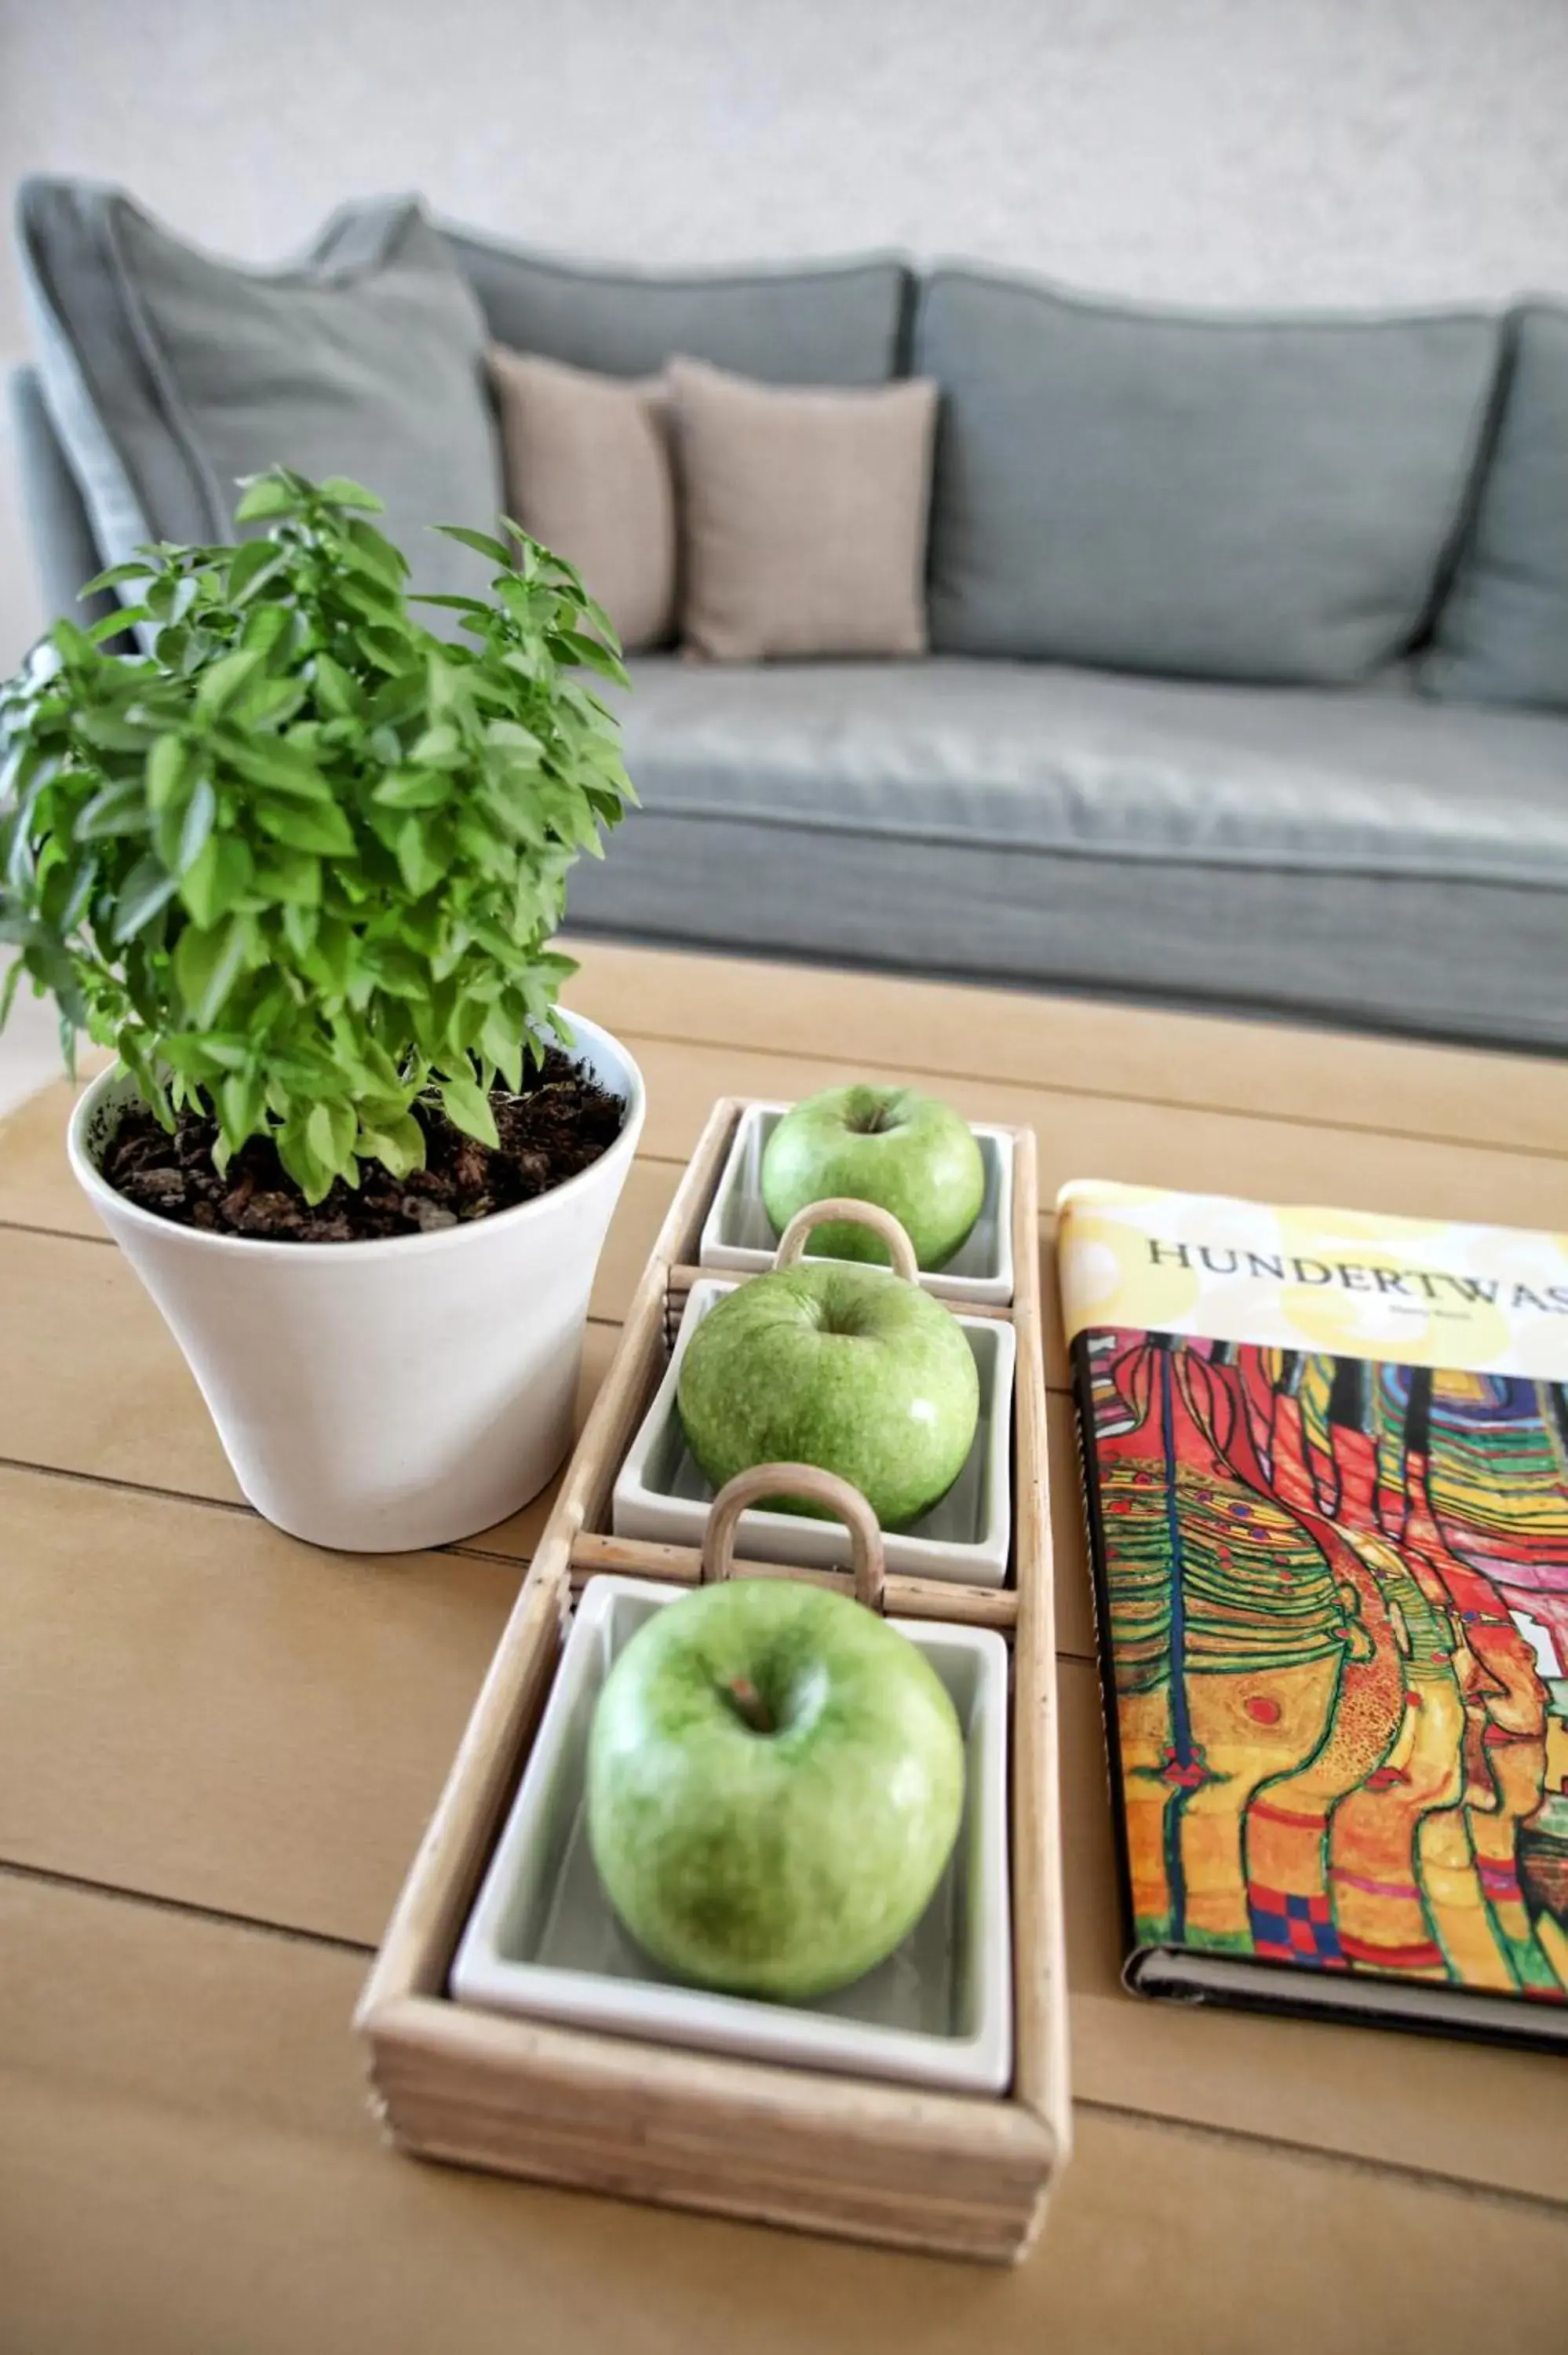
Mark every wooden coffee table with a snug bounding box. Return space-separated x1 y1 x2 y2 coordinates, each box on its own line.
2 940 1564 2350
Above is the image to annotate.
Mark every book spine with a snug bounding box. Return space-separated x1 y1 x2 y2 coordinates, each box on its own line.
1069 1328 1153 1993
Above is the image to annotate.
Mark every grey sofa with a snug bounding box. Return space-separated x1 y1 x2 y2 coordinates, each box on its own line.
13 180 1568 1051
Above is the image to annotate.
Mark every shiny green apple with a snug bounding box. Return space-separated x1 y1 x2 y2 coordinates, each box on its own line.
761 1084 985 1270
677 1264 979 1530
587 1578 965 1999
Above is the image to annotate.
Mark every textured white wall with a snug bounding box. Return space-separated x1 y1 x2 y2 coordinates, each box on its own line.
2 0 1566 668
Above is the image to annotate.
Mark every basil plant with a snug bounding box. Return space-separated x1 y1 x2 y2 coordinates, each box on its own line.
0 470 635 1203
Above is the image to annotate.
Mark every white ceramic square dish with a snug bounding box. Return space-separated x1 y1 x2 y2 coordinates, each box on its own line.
611 1279 1016 1586
698 1102 1016 1305
451 1576 1012 2094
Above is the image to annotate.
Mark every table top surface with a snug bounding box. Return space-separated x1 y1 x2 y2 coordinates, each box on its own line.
3 939 1566 2353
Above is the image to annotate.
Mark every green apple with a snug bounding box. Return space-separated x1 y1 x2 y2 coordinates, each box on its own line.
761 1085 985 1271
587 1578 965 1999
676 1264 979 1530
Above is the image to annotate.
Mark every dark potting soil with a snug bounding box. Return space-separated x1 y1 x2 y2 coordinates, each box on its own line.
100 1050 625 1243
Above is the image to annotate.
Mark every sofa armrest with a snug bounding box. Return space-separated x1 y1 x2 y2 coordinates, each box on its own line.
7 363 121 643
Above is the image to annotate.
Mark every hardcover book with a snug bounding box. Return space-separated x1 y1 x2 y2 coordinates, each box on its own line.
1057 1180 1568 2045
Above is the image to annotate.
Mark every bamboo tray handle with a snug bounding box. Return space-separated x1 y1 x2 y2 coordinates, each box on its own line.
773 1198 920 1283
700 1465 887 1613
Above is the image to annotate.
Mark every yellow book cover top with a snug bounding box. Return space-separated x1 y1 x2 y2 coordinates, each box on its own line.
1057 1180 1568 2014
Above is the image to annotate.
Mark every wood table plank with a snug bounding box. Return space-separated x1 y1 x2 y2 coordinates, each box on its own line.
0 1223 242 1502
0 1470 520 1944
621 1031 1568 1229
0 1076 102 1238
3 1877 1563 2355
565 937 1568 1156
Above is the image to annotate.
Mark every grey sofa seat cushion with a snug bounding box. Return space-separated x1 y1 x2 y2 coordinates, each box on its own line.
1425 303 1568 712
615 656 1568 891
442 225 910 385
18 178 503 603
914 267 1501 687
568 657 1568 1051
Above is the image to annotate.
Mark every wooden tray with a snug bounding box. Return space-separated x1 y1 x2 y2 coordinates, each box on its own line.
356 1100 1070 2263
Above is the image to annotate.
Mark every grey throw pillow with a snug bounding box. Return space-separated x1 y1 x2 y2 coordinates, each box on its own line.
1424 304 1568 711
442 225 910 388
915 265 1502 685
18 177 504 605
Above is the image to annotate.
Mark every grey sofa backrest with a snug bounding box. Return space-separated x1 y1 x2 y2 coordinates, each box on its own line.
440 225 913 385
1424 301 1568 712
914 265 1504 688
13 184 1555 718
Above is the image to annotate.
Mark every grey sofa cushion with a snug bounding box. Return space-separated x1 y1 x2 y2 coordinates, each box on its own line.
566 657 1568 1050
1424 304 1568 711
442 225 910 386
914 267 1501 685
611 655 1568 889
18 178 503 602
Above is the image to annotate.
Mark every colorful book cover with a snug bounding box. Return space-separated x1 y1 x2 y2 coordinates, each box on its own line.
1057 1181 1568 2044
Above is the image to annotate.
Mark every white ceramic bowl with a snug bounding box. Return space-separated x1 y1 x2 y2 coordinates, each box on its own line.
451 1575 1013 2094
611 1278 1015 1586
698 1102 1016 1305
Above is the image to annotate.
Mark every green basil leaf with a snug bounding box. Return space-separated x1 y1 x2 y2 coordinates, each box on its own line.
431 524 513 568
275 1119 334 1206
438 1071 498 1148
80 560 158 596
371 767 452 812
175 776 217 873
358 1112 425 1181
393 816 448 897
345 517 409 582
87 606 148 644
255 798 356 856
478 1003 523 1092
280 899 318 958
76 780 149 839
310 652 363 720
195 647 264 719
111 853 180 943
173 915 249 1027
145 734 191 812
317 476 384 513
180 833 253 927
233 476 301 524
75 710 156 754
551 630 630 688
307 1098 358 1174
253 845 322 906
409 721 464 768
227 540 290 604
220 735 334 799
219 1068 267 1151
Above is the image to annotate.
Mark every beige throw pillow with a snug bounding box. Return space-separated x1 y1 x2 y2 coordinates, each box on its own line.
669 358 938 662
488 347 676 651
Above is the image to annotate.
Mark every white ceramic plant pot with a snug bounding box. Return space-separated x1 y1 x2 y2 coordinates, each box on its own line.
67 1010 645 1554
